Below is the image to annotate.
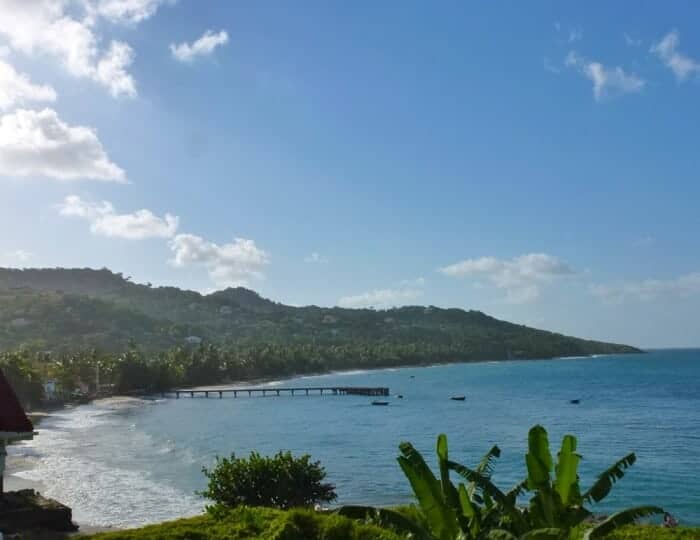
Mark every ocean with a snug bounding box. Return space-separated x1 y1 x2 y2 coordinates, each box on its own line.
7 349 700 529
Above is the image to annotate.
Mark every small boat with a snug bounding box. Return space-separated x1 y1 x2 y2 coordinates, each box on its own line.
396 394 404 399
450 395 466 401
371 400 389 406
409 375 415 379
569 399 580 404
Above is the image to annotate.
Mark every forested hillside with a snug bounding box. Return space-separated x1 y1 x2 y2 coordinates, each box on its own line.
0 267 640 358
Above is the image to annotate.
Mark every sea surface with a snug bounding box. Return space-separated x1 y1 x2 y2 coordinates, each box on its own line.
8 349 700 528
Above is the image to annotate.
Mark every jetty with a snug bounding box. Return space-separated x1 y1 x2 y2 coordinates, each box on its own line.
169 386 390 399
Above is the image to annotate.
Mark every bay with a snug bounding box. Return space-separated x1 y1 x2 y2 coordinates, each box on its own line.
9 349 700 528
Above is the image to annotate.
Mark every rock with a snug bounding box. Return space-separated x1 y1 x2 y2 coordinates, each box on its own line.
0 490 77 534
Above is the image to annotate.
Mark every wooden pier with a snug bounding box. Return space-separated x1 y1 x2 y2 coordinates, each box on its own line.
170 386 389 399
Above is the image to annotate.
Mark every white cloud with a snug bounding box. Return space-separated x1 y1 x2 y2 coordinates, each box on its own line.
304 252 329 264
169 234 269 287
58 195 179 239
0 108 125 181
439 253 574 304
95 41 136 98
4 249 32 263
170 30 228 63
338 277 425 309
0 0 137 97
338 288 423 309
0 59 56 109
651 30 700 82
566 50 645 101
624 33 642 47
87 0 172 24
591 272 700 304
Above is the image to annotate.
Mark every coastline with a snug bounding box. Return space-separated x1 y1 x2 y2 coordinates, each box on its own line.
4 397 165 535
5 351 635 490
171 349 640 393
3 352 618 491
2 350 654 532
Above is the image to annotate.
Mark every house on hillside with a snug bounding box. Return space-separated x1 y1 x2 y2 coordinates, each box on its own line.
0 368 35 496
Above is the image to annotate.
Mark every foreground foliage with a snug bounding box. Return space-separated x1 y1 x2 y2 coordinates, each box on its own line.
201 450 337 510
85 506 403 540
339 426 664 539
606 526 700 539
83 509 698 540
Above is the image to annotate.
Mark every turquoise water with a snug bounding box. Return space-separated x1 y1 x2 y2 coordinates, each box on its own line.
10 349 700 528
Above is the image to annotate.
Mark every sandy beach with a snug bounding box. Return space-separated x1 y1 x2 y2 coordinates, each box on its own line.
4 397 159 534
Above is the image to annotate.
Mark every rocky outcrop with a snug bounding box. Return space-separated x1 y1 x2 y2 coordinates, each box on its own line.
0 490 77 534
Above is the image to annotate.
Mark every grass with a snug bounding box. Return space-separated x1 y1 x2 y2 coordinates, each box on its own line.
606 525 700 539
82 507 700 540
84 506 403 540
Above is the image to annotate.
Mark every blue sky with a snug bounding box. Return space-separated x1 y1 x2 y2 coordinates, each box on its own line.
1 1 699 348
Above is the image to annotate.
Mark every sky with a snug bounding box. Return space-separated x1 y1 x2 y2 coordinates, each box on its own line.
1 1 699 348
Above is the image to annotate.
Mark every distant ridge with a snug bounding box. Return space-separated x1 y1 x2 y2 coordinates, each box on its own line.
0 267 641 357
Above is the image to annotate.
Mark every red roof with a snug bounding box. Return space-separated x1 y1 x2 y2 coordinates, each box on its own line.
0 369 34 434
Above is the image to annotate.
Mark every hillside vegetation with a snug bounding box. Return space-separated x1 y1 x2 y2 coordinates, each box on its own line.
0 267 639 359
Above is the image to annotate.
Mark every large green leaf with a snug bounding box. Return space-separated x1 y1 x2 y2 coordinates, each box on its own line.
554 435 581 506
457 482 481 538
476 445 502 479
467 445 502 502
582 453 636 503
336 505 433 540
436 434 470 534
447 461 509 507
528 489 559 529
526 426 553 491
584 505 664 539
437 435 458 505
398 441 460 540
505 479 529 504
448 460 526 534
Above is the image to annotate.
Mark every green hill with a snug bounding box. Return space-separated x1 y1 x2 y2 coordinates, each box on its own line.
0 267 640 359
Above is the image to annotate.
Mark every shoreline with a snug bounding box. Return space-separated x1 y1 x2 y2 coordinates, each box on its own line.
170 349 641 394
4 351 635 491
3 350 652 533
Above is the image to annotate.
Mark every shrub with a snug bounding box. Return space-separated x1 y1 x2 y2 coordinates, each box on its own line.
201 450 337 509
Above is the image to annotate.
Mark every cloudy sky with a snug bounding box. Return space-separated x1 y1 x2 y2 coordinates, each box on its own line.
1 1 699 348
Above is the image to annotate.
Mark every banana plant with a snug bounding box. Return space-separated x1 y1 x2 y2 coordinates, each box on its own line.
338 434 525 540
522 425 664 539
337 426 664 540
